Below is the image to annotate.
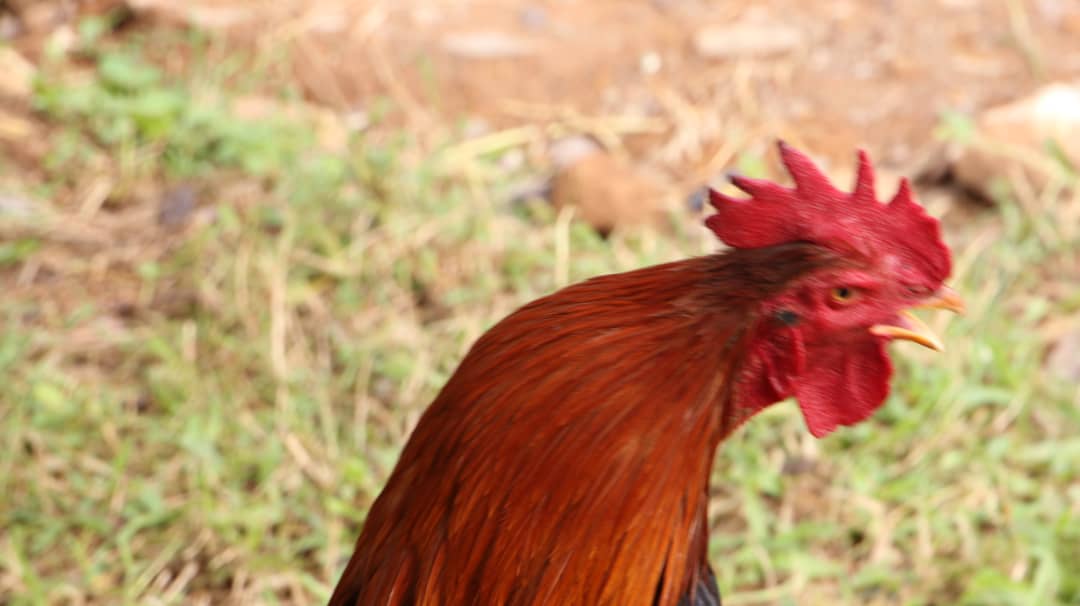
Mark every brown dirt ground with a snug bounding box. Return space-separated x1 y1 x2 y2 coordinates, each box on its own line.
5 1 1080 185
125 0 1080 179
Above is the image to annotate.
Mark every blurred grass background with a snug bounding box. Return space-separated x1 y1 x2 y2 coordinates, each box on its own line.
1 2 1079 605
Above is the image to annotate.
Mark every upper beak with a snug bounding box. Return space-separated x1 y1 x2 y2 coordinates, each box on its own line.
869 286 965 352
914 286 966 314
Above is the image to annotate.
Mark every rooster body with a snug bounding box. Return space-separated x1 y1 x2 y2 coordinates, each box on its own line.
330 143 960 606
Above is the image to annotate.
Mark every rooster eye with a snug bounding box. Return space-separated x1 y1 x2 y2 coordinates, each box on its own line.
830 286 857 304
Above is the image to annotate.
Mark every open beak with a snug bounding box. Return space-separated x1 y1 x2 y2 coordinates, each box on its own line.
870 286 965 352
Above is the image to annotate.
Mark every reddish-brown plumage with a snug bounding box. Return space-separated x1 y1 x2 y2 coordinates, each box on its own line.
330 143 958 606
330 245 843 606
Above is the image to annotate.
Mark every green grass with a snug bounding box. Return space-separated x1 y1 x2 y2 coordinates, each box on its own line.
1 27 1079 606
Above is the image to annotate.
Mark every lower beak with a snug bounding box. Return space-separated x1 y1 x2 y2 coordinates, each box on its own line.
869 286 965 352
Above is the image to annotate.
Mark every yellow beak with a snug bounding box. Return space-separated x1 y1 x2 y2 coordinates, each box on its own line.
869 286 965 352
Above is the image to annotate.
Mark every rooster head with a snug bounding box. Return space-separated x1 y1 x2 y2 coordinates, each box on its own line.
706 141 963 438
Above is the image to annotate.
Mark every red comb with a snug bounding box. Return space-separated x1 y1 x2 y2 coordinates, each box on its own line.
705 141 951 283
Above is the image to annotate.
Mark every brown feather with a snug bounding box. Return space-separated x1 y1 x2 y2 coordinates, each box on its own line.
330 243 839 606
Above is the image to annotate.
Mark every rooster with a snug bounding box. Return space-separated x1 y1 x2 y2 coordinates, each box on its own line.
330 142 964 606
